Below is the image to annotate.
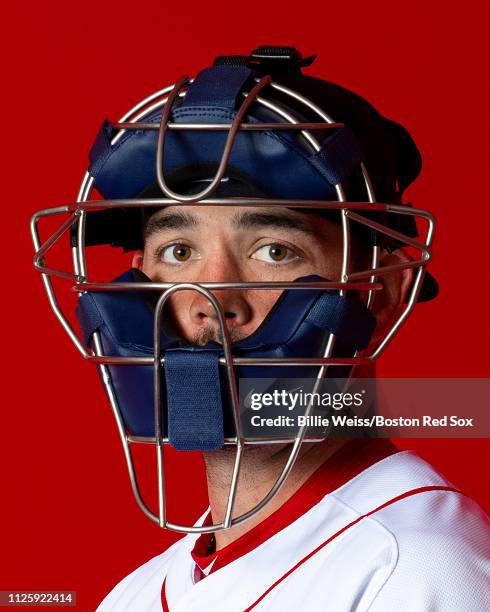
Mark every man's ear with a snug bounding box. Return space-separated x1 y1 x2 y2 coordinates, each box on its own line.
131 250 144 270
368 248 414 344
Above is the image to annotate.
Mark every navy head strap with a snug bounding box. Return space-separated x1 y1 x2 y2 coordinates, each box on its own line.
182 65 255 109
87 64 363 203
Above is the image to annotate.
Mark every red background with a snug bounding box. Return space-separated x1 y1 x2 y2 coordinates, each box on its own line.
3 1 489 609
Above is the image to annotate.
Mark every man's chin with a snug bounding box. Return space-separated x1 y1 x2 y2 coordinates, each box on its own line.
203 443 291 462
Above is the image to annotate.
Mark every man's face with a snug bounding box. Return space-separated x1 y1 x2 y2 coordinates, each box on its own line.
134 206 345 345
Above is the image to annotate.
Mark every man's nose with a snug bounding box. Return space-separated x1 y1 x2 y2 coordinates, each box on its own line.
188 257 253 329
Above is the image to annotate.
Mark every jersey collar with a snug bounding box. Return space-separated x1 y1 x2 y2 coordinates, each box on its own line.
191 438 398 577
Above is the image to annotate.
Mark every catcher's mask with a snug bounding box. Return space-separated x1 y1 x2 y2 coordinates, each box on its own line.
31 46 437 533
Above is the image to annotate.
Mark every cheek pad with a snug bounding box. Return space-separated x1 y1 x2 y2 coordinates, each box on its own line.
76 269 376 450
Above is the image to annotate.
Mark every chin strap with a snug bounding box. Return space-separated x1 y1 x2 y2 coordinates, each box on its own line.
164 350 224 451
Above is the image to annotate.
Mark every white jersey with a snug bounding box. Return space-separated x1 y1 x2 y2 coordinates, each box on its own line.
98 442 490 611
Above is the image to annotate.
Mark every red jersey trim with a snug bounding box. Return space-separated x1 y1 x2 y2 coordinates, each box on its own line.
161 578 169 612
244 485 462 611
191 439 397 574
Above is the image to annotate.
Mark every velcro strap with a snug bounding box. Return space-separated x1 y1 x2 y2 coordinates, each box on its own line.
164 350 224 450
306 293 376 350
182 65 255 109
311 126 364 185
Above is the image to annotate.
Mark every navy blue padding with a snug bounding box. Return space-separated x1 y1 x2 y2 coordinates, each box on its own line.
88 108 336 200
87 65 364 201
76 271 159 349
165 350 224 450
75 271 376 447
76 271 171 438
310 126 364 185
305 292 375 350
182 65 254 109
89 120 113 179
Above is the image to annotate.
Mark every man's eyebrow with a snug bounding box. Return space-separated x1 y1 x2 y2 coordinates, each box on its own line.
144 211 198 238
231 211 314 234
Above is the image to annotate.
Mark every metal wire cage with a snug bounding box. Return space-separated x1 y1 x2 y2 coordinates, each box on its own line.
30 74 435 532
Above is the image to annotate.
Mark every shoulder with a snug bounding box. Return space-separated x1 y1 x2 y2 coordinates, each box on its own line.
334 451 490 611
96 538 184 611
371 490 490 610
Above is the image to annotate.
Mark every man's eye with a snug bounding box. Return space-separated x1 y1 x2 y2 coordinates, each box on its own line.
159 244 197 264
250 243 299 264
